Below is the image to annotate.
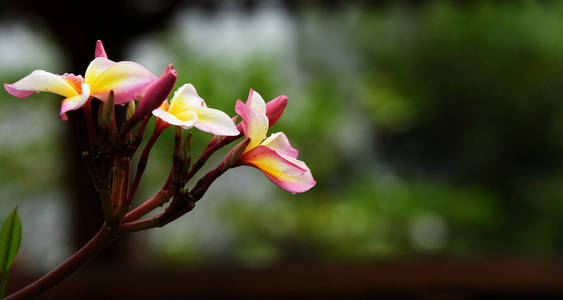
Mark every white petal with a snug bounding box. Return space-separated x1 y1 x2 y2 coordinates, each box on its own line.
152 107 197 129
169 84 207 113
195 108 239 136
262 132 299 158
249 90 266 115
6 70 78 98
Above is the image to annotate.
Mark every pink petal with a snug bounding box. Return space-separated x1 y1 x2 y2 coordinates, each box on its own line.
130 69 177 124
261 132 298 158
161 64 174 76
4 83 34 98
235 100 268 151
265 95 288 126
95 40 108 58
59 92 90 120
240 145 316 194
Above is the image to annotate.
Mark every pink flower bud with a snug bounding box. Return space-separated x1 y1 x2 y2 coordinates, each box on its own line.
224 137 251 168
120 69 177 136
161 64 174 76
126 100 136 121
98 90 115 130
95 40 108 58
133 69 177 123
265 95 288 126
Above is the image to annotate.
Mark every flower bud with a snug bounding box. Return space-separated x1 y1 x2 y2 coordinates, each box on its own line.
95 40 108 58
121 68 177 136
134 69 176 121
265 95 288 126
161 64 174 76
182 132 192 163
98 90 115 130
126 100 136 121
224 137 251 168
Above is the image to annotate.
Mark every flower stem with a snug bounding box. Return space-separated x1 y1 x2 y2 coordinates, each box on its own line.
81 99 97 145
4 226 114 300
110 160 126 222
185 135 234 181
121 189 171 223
127 126 164 206
119 216 161 233
97 188 113 225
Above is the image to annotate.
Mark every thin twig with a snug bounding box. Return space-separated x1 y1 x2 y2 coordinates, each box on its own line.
121 189 172 223
126 126 164 206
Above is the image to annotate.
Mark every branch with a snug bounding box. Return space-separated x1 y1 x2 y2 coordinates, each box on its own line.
119 138 250 233
4 226 114 300
185 133 240 181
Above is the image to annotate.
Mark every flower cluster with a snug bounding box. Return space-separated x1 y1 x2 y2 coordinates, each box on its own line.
3 40 315 230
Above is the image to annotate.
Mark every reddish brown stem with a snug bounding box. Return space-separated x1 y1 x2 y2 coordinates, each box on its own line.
121 138 250 233
4 226 113 300
127 126 164 206
136 117 150 139
161 163 174 191
121 158 130 207
119 216 161 233
120 161 231 233
81 100 97 145
121 189 171 223
112 157 132 222
186 134 238 181
110 163 125 216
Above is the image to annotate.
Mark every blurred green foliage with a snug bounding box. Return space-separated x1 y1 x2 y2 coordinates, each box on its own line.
142 1 563 266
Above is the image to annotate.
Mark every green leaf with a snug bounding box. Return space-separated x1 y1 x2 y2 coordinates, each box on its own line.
0 207 22 274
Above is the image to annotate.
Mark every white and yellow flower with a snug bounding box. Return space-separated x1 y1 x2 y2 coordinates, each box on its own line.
152 83 239 136
4 48 156 120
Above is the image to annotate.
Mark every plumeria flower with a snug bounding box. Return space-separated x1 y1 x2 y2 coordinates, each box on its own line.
152 83 239 136
3 45 156 120
235 90 316 193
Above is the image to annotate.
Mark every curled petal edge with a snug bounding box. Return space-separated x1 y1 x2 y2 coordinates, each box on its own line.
235 100 268 151
4 83 35 98
245 89 266 115
240 145 316 194
195 107 240 136
261 132 299 158
59 84 91 121
4 70 79 99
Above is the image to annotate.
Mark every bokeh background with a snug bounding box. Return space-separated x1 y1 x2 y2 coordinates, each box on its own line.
2 1 563 299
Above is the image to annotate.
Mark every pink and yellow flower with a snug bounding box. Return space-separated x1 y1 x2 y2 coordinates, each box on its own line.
4 44 156 120
152 83 239 136
235 90 316 194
